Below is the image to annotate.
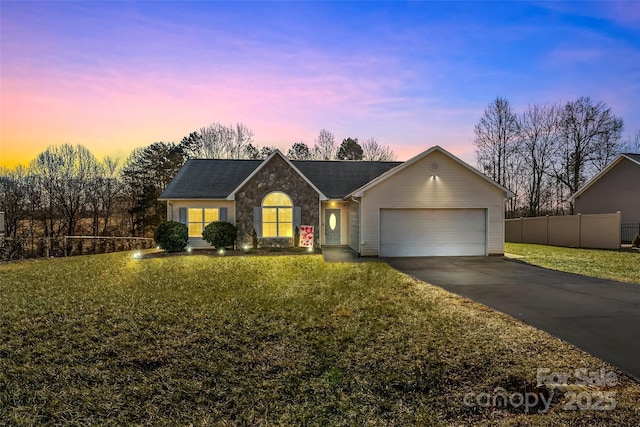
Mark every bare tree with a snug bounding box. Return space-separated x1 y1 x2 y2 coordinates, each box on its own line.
232 122 254 159
199 123 236 158
474 97 519 186
517 104 560 216
85 160 106 236
313 129 336 160
179 122 256 159
90 156 125 236
622 129 640 153
29 144 99 238
554 97 624 212
0 166 29 241
361 137 395 161
474 97 519 216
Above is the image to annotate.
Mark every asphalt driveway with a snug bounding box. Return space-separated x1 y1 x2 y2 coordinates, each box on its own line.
385 256 640 380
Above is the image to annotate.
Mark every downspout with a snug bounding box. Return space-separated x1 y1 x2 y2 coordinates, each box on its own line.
318 200 322 248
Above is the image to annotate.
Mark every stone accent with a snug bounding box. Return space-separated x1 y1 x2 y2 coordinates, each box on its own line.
235 153 320 247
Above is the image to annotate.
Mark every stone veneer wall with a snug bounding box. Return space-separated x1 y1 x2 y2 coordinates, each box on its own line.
235 154 320 247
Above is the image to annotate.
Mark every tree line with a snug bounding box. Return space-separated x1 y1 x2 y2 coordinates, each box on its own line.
0 125 394 258
181 124 395 162
474 96 639 218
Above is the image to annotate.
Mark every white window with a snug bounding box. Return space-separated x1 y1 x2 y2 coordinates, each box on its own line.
187 208 219 237
262 192 293 237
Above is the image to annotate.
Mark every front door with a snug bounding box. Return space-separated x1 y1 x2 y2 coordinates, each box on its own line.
325 209 341 245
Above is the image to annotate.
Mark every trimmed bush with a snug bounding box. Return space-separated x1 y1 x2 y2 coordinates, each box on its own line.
202 222 238 249
632 233 640 248
154 221 188 252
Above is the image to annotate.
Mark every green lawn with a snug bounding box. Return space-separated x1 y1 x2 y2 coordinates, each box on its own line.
505 243 640 284
1 252 639 426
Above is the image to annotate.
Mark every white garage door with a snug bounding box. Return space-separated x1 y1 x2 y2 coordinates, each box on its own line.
379 209 486 257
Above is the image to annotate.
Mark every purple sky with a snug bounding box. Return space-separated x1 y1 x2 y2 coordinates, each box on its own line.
1 1 639 168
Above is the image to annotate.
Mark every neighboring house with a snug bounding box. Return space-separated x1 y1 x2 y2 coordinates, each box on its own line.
570 153 640 224
159 146 513 257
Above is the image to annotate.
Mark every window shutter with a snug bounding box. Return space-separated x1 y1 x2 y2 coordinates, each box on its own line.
178 207 187 224
253 207 262 237
219 207 228 222
293 207 302 229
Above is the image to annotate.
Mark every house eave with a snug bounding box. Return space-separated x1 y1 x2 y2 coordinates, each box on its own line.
569 154 639 202
346 145 514 199
158 197 230 201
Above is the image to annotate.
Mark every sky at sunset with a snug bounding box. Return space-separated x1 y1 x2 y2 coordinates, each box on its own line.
1 1 639 169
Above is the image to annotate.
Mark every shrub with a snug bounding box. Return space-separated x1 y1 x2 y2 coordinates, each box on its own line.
632 233 640 248
202 222 238 249
154 221 188 252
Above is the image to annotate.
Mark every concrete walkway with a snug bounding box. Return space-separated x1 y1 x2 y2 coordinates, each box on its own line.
385 256 640 380
322 246 367 262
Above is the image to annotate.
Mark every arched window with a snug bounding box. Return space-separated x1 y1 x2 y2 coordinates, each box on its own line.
262 191 293 237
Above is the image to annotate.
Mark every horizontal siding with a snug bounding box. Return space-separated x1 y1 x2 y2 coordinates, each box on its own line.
359 151 505 256
166 199 236 248
574 159 640 224
347 203 360 252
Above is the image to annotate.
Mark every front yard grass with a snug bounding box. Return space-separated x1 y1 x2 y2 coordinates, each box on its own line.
1 252 639 425
505 243 640 284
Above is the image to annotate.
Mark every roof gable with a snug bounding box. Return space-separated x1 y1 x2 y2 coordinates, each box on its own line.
227 150 327 200
349 145 514 198
569 153 640 202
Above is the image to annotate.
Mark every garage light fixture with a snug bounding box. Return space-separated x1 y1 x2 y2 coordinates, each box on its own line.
429 161 439 180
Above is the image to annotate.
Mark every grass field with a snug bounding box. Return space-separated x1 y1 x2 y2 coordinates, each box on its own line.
505 243 640 284
1 252 639 425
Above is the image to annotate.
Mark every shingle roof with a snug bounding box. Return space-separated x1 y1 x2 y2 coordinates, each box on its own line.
159 159 261 199
624 153 640 164
159 158 401 200
293 161 401 199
